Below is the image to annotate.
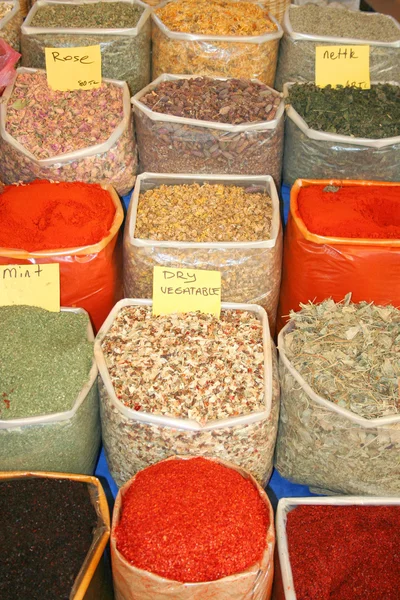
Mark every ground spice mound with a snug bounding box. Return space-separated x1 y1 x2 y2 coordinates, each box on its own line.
0 180 116 251
5 71 124 160
156 0 277 36
101 306 265 424
135 183 273 242
287 505 400 600
298 185 400 239
116 457 269 582
0 478 97 600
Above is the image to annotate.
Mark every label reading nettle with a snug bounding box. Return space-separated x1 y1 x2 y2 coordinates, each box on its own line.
0 264 60 312
315 45 370 89
45 45 102 91
152 267 221 317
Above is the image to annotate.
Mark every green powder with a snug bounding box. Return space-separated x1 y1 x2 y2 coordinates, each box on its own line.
0 306 94 420
30 2 144 29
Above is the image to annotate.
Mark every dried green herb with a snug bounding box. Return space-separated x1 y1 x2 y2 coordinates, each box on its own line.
30 2 143 28
288 83 400 139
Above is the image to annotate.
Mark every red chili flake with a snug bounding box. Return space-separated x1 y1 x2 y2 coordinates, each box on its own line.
287 505 400 600
116 457 269 583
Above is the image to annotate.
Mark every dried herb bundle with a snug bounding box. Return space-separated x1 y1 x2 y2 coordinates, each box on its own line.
288 84 400 139
285 296 400 419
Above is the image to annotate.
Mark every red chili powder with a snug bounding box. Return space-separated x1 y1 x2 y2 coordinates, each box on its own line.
287 505 400 600
298 185 400 239
116 457 269 583
0 180 116 251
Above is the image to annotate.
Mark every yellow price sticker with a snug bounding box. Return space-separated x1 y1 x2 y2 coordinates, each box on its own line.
45 45 102 91
315 45 370 89
152 267 221 317
0 264 60 312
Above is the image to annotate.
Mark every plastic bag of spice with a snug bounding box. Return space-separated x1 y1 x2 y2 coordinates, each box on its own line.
274 5 400 91
0 39 20 95
0 68 137 196
0 471 110 600
95 299 280 488
277 179 400 331
0 0 22 51
132 74 284 187
282 82 400 186
21 0 151 96
111 456 275 600
0 182 124 332
152 0 283 86
0 307 101 475
123 173 283 335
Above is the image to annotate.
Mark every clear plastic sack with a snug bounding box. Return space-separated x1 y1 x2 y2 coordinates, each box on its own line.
275 5 400 91
0 184 124 332
282 82 400 186
111 455 275 600
0 0 22 51
95 299 280 488
0 38 20 95
0 471 110 600
152 3 282 86
133 74 284 187
0 68 137 195
245 0 290 24
275 320 400 496
21 0 151 96
123 173 283 335
0 308 101 475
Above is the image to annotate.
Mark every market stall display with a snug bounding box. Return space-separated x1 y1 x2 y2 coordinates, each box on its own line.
283 82 400 185
274 497 400 600
278 179 400 329
275 4 400 90
0 306 100 474
152 0 282 85
0 471 110 600
276 296 400 496
0 0 22 50
95 299 279 487
133 75 284 185
0 68 137 195
21 0 151 95
111 456 275 600
123 174 282 333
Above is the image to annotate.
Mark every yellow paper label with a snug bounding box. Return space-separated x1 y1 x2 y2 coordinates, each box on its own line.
45 45 102 91
315 45 370 89
152 267 221 317
0 264 60 312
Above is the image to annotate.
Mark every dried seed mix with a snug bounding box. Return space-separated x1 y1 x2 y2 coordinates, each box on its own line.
5 71 124 160
140 77 281 124
135 183 272 242
0 306 93 419
155 0 277 36
30 2 143 28
115 457 270 583
0 478 97 600
0 2 12 21
101 306 265 425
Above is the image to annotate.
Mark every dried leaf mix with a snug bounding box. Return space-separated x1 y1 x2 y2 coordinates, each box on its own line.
101 306 265 425
287 83 400 139
284 297 400 419
0 2 12 21
30 2 143 28
135 183 273 242
155 0 277 36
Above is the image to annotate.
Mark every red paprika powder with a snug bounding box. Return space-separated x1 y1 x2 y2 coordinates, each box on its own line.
115 457 270 583
0 180 116 251
286 504 400 600
298 184 400 239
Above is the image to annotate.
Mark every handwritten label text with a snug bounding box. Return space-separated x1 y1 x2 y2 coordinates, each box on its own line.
315 45 370 89
0 263 60 312
45 45 102 91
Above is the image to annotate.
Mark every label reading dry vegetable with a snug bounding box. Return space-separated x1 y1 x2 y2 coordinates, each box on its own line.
315 45 370 89
45 45 102 91
0 264 60 312
153 267 221 317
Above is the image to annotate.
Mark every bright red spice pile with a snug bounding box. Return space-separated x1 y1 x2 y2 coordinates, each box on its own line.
0 180 116 251
287 505 400 600
298 185 400 239
115 457 269 583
